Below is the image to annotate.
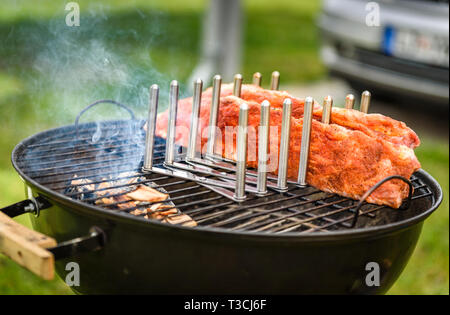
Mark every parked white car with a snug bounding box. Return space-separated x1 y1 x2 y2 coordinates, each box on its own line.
318 0 449 105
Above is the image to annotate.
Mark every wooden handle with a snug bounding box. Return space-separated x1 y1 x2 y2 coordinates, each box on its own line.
0 211 56 280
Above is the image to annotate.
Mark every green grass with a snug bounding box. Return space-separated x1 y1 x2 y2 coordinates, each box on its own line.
0 0 448 295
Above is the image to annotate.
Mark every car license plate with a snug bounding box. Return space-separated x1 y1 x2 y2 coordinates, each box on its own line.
383 26 449 67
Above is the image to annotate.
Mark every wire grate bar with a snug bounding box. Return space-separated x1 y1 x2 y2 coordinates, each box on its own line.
97 188 212 209
23 136 146 155
37 167 143 186
117 195 227 213
200 190 322 227
77 178 193 202
21 143 164 166
26 122 145 148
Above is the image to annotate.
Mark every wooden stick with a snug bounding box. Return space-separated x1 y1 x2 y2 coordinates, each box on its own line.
0 211 56 280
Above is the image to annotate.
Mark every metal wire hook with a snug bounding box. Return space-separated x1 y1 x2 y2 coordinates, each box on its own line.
74 99 136 139
351 175 414 228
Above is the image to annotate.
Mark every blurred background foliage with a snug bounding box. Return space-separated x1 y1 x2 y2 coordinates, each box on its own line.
0 0 447 295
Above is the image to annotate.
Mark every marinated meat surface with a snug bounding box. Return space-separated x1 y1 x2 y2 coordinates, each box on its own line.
154 86 422 208
155 84 420 149
215 97 420 208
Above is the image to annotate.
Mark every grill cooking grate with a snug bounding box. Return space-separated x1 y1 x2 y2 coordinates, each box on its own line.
16 120 434 234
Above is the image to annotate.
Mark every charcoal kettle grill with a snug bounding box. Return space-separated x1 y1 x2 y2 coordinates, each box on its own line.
0 73 442 295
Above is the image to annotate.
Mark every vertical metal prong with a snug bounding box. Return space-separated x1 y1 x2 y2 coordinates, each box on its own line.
270 71 280 90
143 84 159 171
252 72 262 87
206 75 222 158
277 98 292 191
234 102 249 201
187 79 203 161
298 97 314 186
165 80 179 165
322 95 333 124
233 74 243 97
257 100 270 195
345 94 355 110
360 90 371 113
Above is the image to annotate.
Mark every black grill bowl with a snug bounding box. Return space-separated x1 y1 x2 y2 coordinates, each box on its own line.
10 120 442 294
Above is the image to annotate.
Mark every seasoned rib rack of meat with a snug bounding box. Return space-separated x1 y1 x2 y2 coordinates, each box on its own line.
155 84 420 149
153 85 421 209
217 97 420 208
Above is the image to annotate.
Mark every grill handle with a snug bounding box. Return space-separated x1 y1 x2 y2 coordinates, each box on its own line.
351 175 414 227
0 198 48 218
0 198 106 280
74 99 136 138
